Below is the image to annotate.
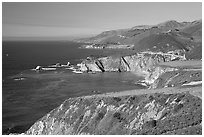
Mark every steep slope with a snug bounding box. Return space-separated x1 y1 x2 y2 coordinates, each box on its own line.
24 86 202 135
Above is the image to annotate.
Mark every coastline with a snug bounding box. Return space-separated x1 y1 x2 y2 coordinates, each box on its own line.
22 53 202 135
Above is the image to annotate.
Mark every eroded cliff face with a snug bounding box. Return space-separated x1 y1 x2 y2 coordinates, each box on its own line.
78 51 184 86
144 66 177 86
79 51 184 73
25 90 202 135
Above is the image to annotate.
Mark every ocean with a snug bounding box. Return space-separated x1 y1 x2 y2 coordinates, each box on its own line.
2 41 145 134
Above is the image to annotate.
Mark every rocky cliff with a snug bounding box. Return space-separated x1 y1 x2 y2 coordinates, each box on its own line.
78 51 185 86
79 51 185 73
24 86 202 135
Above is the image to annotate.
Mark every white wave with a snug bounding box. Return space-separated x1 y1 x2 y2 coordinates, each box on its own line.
14 77 26 81
42 68 57 71
65 66 75 70
72 70 83 74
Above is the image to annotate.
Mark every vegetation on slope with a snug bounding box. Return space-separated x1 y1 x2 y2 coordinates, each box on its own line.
25 88 202 135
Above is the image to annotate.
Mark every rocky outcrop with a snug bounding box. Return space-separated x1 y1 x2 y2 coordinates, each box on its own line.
79 52 184 73
35 66 42 71
78 51 185 86
24 87 202 135
144 66 177 86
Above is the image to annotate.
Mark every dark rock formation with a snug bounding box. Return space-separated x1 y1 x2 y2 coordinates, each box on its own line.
35 66 42 71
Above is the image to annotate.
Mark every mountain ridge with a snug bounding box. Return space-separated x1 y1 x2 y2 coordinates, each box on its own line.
75 19 202 59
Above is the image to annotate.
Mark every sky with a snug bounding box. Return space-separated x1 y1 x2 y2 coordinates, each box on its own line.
2 2 202 40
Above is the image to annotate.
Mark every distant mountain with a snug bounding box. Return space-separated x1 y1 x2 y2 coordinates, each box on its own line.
75 20 202 59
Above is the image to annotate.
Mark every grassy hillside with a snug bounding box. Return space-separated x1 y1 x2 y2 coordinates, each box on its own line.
76 20 202 59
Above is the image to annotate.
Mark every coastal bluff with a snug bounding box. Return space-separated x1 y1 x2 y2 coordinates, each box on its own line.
24 86 202 135
78 51 186 86
78 51 186 73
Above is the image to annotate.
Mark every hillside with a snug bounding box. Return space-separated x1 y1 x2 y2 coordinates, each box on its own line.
76 20 202 59
25 87 202 135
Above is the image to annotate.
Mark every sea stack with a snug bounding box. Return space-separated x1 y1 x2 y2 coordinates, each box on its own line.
35 66 42 71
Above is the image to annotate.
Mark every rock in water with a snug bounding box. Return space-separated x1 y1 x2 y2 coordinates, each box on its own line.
67 62 70 66
35 66 42 71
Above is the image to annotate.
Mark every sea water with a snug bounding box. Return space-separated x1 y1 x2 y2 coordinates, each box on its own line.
2 41 145 134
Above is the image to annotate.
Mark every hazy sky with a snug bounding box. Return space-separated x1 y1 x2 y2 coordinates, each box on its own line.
2 2 202 40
